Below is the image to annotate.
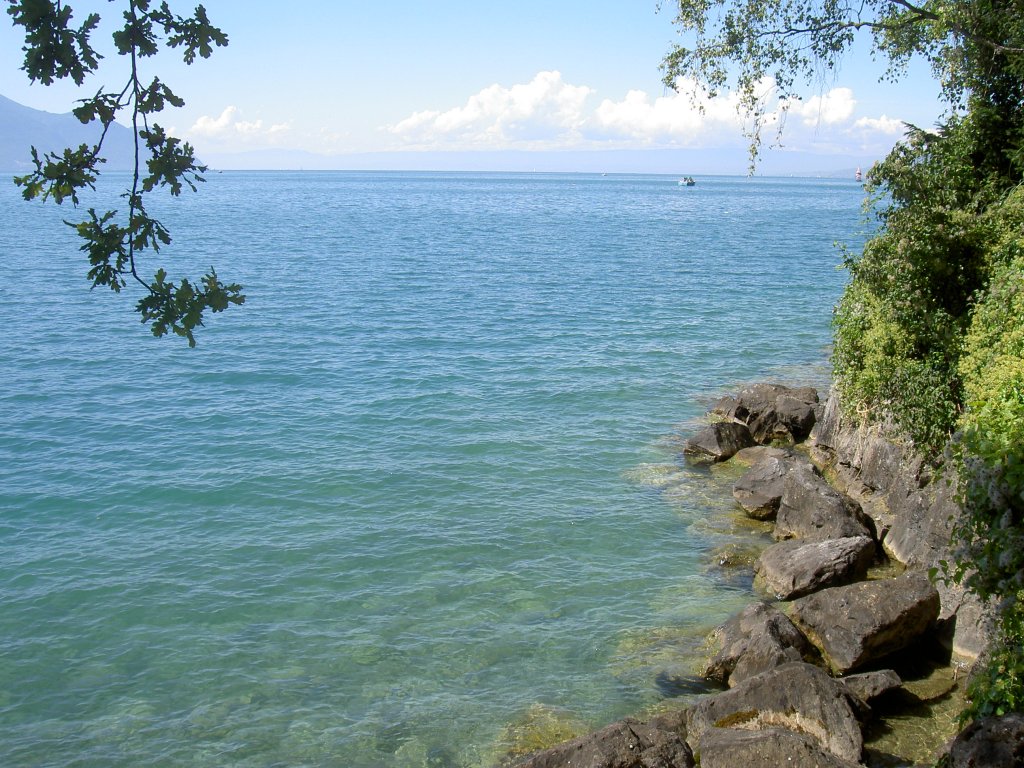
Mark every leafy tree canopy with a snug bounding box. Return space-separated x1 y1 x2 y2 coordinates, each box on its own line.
7 0 243 346
662 0 1024 162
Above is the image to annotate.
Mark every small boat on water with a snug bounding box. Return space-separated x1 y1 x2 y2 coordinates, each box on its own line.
855 167 863 182
678 176 696 186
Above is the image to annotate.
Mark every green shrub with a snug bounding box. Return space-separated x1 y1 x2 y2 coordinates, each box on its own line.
952 210 1024 721
960 598 1024 722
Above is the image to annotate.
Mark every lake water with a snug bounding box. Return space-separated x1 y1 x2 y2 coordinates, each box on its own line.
0 171 865 767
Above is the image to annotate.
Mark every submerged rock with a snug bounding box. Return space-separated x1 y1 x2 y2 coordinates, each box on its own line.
754 536 876 600
790 571 941 674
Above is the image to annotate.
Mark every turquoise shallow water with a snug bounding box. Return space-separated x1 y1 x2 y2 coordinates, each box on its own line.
0 171 864 766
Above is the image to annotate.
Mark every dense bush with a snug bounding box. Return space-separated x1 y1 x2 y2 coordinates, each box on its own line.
831 117 1006 456
947 193 1024 720
833 99 1024 720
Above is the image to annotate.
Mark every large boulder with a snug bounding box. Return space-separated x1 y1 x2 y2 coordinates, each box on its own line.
945 713 1024 767
697 727 864 768
700 602 813 687
712 383 819 445
774 463 875 542
687 662 864 763
790 571 941 674
512 710 694 768
732 452 814 521
754 536 876 600
684 421 755 463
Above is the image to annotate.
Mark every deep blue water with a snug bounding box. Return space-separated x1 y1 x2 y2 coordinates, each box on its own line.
0 171 865 767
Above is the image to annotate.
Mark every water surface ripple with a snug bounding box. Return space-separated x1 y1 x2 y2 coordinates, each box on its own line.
0 171 865 767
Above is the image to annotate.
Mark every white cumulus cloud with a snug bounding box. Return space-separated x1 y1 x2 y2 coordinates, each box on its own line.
852 114 907 135
390 71 593 147
188 106 291 143
588 77 770 145
388 72 898 153
785 88 857 127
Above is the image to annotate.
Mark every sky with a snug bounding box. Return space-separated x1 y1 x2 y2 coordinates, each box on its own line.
0 1 948 173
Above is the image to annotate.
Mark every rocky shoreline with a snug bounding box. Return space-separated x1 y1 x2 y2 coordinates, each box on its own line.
507 383 1022 767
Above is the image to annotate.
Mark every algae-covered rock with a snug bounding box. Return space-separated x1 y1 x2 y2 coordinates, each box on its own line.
838 669 902 705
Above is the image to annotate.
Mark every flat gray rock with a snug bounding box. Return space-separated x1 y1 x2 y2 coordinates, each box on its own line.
790 571 940 674
755 536 876 600
687 662 863 764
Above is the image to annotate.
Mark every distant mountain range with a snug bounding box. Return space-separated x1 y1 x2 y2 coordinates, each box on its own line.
197 146 870 178
0 93 136 172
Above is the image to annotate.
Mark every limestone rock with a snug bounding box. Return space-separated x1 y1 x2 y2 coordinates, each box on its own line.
884 473 958 569
512 711 694 768
684 421 755 463
712 383 819 445
790 571 941 674
697 726 864 768
775 463 874 542
700 602 812 687
939 584 997 660
946 713 1024 767
687 662 863 763
732 453 814 521
755 536 876 600
731 445 793 465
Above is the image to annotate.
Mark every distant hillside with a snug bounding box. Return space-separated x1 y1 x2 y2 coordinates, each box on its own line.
0 93 136 172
